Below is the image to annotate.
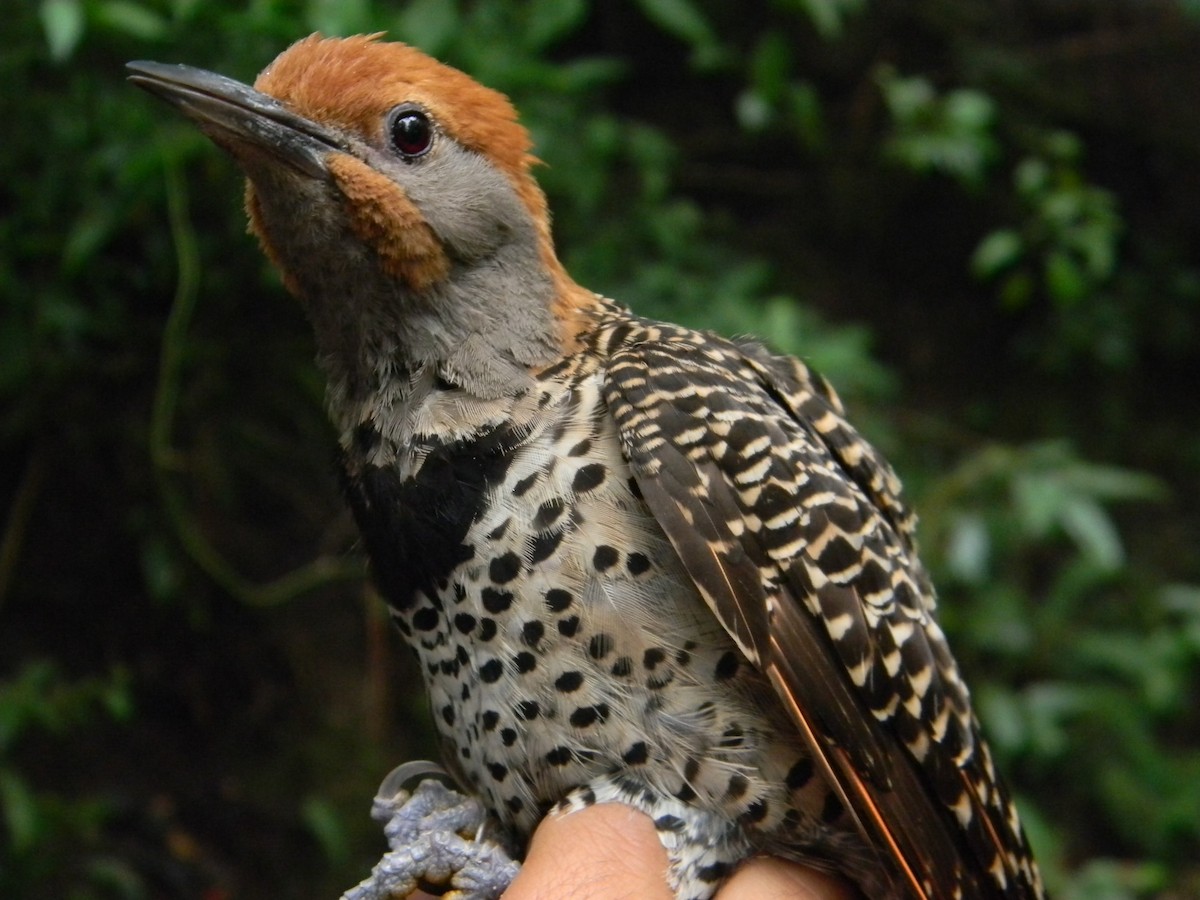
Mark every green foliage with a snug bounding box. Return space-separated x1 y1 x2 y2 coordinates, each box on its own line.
919 443 1198 895
777 0 867 39
0 663 134 898
3 0 1198 896
973 134 1122 311
880 69 1000 188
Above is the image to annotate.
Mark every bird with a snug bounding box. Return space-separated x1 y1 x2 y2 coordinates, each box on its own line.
128 34 1045 900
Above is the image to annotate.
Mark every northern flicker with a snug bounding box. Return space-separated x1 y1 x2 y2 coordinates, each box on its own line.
129 35 1045 900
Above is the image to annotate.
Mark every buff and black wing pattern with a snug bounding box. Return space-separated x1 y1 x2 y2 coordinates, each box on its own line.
599 317 1044 900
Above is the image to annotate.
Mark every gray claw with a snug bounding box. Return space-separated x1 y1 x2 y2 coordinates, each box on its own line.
341 770 520 900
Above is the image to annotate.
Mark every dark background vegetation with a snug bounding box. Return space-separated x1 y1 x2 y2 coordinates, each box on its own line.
3 0 1199 897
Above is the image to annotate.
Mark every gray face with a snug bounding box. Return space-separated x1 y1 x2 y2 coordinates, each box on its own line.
127 59 562 405
245 108 562 404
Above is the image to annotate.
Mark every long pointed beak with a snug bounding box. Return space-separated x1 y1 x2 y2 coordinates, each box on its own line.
127 61 344 180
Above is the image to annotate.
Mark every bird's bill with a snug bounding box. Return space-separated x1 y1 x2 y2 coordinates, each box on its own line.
127 61 343 180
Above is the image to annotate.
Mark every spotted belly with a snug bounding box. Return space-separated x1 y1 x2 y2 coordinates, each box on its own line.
383 387 843 860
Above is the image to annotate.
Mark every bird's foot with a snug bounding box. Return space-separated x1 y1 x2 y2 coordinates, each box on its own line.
340 761 520 900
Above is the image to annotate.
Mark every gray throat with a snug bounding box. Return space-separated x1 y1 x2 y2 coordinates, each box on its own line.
248 167 565 423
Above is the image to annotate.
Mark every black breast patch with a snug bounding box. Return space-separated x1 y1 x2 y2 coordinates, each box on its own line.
341 426 523 611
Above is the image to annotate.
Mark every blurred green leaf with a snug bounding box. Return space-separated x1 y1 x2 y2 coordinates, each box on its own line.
40 0 85 61
1059 496 1123 568
785 80 826 149
524 0 588 49
946 512 990 583
1015 157 1051 198
396 0 459 54
0 767 41 853
634 0 724 67
302 796 350 865
972 228 1024 279
880 72 998 185
778 0 867 39
93 0 169 40
750 30 791 102
305 0 371 37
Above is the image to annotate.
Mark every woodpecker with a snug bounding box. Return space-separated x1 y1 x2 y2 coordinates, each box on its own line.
129 35 1045 900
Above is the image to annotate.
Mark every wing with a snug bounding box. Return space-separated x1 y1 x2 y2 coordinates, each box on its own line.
601 329 1043 900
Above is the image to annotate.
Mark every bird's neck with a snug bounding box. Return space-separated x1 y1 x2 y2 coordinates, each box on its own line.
301 254 605 459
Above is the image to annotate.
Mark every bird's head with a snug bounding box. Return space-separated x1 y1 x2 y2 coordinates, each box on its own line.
130 35 590 399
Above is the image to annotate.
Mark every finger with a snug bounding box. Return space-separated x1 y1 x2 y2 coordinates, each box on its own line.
503 803 673 900
718 855 856 900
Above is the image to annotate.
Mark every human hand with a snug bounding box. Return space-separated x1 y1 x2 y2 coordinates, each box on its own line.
500 802 856 900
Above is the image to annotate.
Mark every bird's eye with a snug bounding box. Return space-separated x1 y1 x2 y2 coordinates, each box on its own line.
389 108 433 159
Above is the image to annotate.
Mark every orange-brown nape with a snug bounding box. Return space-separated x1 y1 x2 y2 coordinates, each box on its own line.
251 34 592 336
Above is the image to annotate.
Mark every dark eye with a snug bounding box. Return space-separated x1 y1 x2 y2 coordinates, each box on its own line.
389 108 433 159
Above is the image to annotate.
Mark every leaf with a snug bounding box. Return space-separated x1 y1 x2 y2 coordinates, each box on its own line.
1012 471 1066 537
948 89 996 129
94 1 169 40
1014 157 1050 199
945 513 991 583
0 767 42 854
40 0 85 61
634 0 723 67
735 90 772 131
787 0 866 38
1023 681 1091 757
524 0 587 49
975 684 1026 753
396 0 459 55
786 81 826 149
972 228 1023 280
304 0 371 37
302 796 349 864
750 31 792 101
1059 497 1124 569
879 71 934 122
1045 249 1088 305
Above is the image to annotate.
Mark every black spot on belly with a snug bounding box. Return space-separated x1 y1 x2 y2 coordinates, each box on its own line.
572 463 606 493
527 529 565 563
714 650 740 680
554 671 584 692
489 552 521 585
593 545 619 571
623 741 649 765
569 703 609 727
482 587 513 614
533 498 566 529
546 589 573 612
515 700 540 720
626 552 651 575
521 620 545 647
588 634 613 659
786 758 814 791
480 659 503 683
411 606 439 632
